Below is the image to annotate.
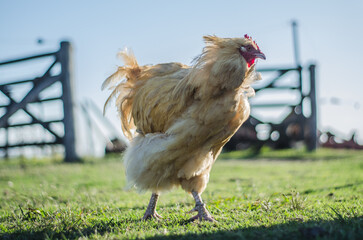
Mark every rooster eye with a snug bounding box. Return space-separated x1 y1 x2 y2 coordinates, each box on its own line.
240 46 247 52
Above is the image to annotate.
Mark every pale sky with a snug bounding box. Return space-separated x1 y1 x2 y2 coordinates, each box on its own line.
1 0 363 154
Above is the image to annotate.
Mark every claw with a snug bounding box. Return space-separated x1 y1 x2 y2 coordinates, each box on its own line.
155 212 163 219
189 191 217 222
143 211 163 220
187 207 197 214
142 193 161 221
188 205 216 222
189 213 215 222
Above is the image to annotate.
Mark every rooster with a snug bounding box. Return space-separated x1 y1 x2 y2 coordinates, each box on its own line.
103 35 265 221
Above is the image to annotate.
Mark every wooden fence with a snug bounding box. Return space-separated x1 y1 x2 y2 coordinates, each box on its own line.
0 42 79 162
225 64 317 151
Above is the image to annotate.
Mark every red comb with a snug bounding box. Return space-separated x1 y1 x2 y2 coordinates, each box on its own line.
244 34 260 50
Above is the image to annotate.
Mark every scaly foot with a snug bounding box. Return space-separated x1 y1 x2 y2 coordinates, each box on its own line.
189 214 215 222
143 210 162 220
188 202 216 222
142 193 162 221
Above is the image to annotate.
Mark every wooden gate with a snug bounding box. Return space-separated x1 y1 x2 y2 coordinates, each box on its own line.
0 42 79 162
225 64 317 151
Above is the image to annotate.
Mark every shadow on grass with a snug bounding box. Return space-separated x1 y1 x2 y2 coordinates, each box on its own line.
219 148 363 161
147 217 363 240
220 154 352 161
2 216 362 240
301 181 363 195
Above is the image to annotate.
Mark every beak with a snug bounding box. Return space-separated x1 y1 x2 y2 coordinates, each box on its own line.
254 51 266 60
250 47 266 60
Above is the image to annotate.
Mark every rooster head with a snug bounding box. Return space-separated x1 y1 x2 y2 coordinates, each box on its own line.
203 35 266 68
239 34 266 67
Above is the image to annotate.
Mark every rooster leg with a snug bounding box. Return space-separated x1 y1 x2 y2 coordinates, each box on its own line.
143 193 162 220
189 191 215 222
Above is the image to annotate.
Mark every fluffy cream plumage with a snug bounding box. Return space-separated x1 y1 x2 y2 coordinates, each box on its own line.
103 36 262 194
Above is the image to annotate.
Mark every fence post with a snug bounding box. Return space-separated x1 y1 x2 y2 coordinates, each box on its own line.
58 41 79 162
307 64 317 151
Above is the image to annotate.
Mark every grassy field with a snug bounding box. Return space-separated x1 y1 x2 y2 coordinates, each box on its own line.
0 148 362 239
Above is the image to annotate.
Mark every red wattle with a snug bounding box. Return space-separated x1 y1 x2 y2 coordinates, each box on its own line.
247 59 255 68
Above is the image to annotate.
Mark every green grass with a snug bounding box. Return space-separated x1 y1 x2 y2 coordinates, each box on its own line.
0 148 362 239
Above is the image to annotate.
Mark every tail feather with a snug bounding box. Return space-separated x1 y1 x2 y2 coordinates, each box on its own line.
101 67 126 91
102 48 141 139
117 48 138 67
102 48 138 90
